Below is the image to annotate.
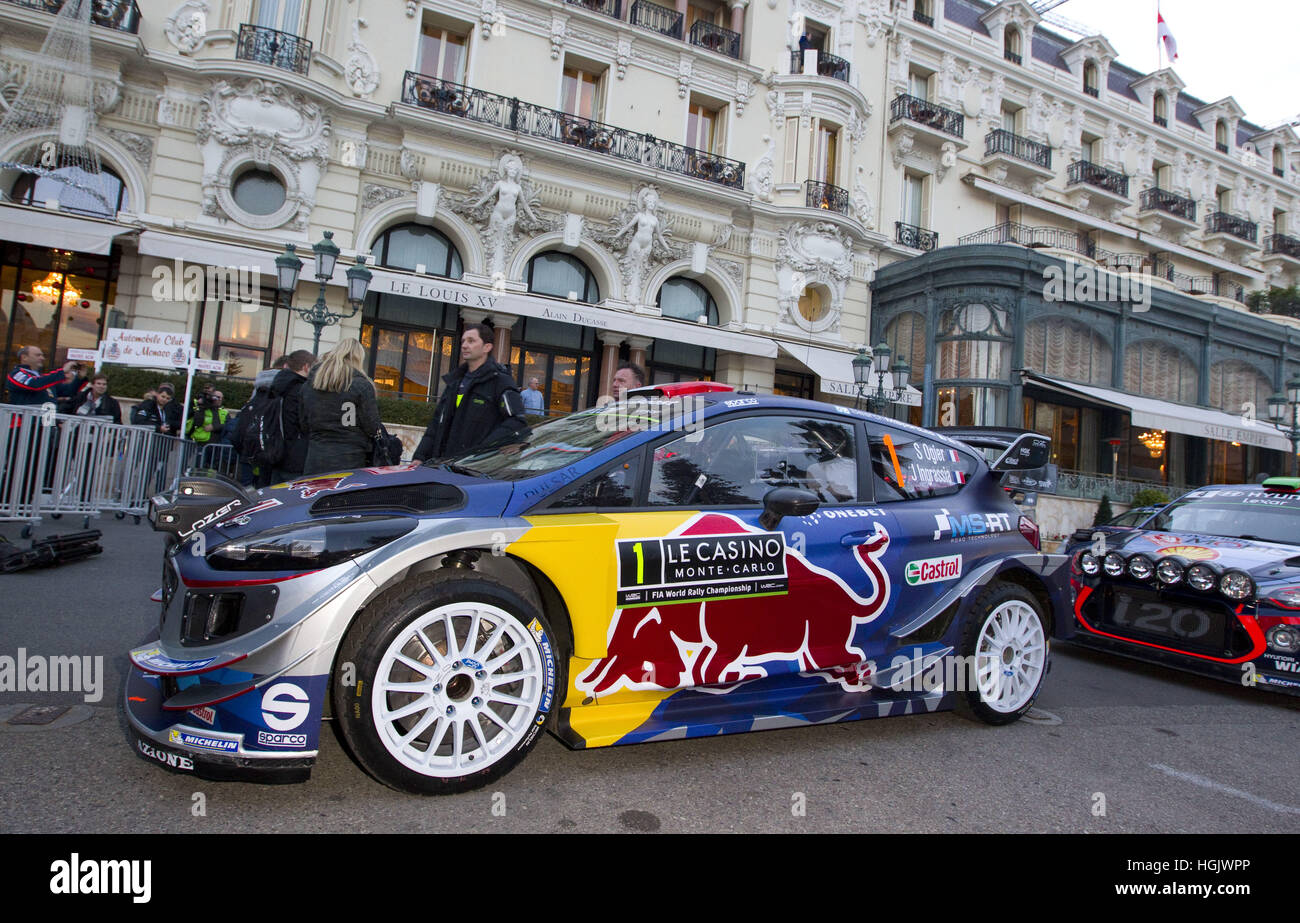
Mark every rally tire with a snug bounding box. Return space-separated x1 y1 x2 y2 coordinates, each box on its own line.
333 573 562 795
954 582 1049 725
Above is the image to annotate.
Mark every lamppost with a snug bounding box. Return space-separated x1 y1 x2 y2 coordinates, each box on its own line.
1265 374 1300 477
276 231 373 354
851 343 910 414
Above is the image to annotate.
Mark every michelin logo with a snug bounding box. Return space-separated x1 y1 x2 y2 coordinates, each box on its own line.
169 728 240 752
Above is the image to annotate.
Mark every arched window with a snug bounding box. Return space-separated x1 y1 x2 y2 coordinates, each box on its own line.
371 223 463 278
657 277 719 325
1003 26 1022 64
9 163 128 218
884 312 927 386
1274 146 1286 177
1023 317 1112 386
1209 360 1272 415
527 251 600 303
1082 61 1100 98
1153 92 1167 126
1216 119 1229 153
1123 340 1198 403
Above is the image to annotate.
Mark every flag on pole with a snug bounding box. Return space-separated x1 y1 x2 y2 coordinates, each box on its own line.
1157 12 1178 63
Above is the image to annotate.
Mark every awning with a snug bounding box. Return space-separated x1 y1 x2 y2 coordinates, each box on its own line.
0 204 136 255
137 230 354 289
1025 373 1292 452
779 341 922 405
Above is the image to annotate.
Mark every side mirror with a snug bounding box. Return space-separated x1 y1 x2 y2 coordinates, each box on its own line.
759 487 820 531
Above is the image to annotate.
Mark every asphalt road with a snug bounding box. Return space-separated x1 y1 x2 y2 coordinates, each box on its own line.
1 515 1298 834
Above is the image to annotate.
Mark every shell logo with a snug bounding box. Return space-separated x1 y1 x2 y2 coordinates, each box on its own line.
1157 545 1218 560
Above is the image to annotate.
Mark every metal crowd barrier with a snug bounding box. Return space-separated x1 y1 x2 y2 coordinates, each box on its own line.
0 404 239 532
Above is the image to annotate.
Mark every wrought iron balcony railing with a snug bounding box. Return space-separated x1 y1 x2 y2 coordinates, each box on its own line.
889 93 964 139
1139 186 1196 222
1266 233 1300 259
1004 50 1021 65
3 0 141 33
630 0 682 39
1151 257 1247 303
236 23 311 75
689 20 740 59
564 0 622 18
913 8 934 26
1153 115 1168 128
1205 211 1258 243
1276 166 1286 178
896 221 938 251
1067 160 1129 198
984 129 1051 169
1083 85 1099 98
789 49 852 83
805 179 849 215
401 71 746 190
957 222 1095 258
1216 142 1229 154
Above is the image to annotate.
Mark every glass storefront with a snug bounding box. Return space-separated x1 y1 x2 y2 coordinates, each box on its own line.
0 242 116 369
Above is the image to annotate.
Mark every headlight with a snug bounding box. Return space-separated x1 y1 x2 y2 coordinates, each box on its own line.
1186 564 1218 592
1127 555 1155 580
1219 570 1254 601
1155 558 1184 586
1263 586 1300 610
207 516 416 571
1079 552 1101 576
1266 625 1300 653
1103 552 1126 576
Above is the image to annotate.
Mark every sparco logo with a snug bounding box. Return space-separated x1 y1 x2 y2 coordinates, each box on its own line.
257 731 308 748
905 554 962 586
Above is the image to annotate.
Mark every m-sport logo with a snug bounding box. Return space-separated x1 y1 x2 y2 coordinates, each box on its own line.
905 554 962 586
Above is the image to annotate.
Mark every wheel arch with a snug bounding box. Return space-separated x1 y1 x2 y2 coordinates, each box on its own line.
989 564 1055 634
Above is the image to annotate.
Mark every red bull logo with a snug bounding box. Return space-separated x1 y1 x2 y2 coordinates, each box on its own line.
285 474 362 500
577 513 891 696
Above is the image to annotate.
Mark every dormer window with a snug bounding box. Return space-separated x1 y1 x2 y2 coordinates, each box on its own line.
1216 119 1229 154
1003 26 1022 65
1082 61 1099 98
1274 146 1285 178
1153 92 1167 127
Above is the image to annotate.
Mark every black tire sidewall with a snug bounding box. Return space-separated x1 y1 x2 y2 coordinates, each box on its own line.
334 575 563 795
957 582 1049 725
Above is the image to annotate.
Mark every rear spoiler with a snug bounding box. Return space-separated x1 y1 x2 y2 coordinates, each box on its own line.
933 427 1057 495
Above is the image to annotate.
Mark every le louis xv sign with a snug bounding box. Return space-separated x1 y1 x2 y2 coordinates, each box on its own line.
373 271 610 330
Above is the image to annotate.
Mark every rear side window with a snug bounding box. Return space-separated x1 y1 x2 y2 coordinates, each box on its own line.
869 425 977 502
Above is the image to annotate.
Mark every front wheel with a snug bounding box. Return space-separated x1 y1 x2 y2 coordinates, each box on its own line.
333 574 562 795
955 582 1049 725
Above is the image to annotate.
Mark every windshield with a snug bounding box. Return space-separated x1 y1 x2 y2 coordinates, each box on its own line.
432 398 702 481
1107 508 1154 528
1148 497 1300 545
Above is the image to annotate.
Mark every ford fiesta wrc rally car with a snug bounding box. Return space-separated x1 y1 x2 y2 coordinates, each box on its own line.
126 382 1073 794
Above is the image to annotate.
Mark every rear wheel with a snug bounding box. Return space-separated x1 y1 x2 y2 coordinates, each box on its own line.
955 582 1048 725
334 574 562 795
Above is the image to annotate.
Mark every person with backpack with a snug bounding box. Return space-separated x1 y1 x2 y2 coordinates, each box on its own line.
301 339 381 475
267 350 313 483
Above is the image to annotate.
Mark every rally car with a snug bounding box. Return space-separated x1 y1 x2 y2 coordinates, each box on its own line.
1064 479 1300 694
126 383 1071 794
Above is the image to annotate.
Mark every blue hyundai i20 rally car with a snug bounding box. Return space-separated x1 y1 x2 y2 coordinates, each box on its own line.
1064 478 1300 694
127 383 1072 794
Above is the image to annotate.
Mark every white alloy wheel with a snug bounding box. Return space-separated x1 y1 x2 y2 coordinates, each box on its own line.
371 601 548 778
973 599 1047 714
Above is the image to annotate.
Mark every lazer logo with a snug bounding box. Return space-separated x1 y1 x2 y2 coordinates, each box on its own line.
905 554 962 586
932 509 1013 541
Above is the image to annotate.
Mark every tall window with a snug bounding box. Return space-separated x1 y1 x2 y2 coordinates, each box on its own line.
686 0 725 32
1275 209 1288 235
562 65 603 120
687 100 721 153
1082 61 1100 97
254 0 302 33
1023 317 1112 386
1003 26 1021 63
908 70 930 101
657 277 719 325
782 116 800 183
902 172 926 228
527 251 600 303
810 123 839 184
1081 135 1101 162
1275 146 1286 176
1153 162 1171 189
372 223 464 278
1217 187 1232 213
419 22 469 82
1123 341 1198 404
1153 92 1167 126
1216 119 1229 152
1000 105 1019 134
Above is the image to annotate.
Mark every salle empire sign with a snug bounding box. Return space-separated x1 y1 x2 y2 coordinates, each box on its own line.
377 276 611 329
616 533 789 606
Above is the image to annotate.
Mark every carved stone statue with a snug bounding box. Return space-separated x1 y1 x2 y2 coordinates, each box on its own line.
345 19 380 97
164 0 208 55
603 186 678 304
456 152 546 277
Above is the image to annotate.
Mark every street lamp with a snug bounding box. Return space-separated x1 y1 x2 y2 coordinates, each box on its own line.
852 342 908 414
276 231 373 354
1265 373 1300 476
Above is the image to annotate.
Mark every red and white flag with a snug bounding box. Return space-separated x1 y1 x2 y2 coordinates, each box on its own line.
1157 12 1178 63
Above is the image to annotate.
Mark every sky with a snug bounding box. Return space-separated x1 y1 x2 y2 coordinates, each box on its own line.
1041 0 1300 128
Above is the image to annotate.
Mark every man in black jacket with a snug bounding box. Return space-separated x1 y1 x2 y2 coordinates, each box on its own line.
269 349 313 483
414 323 528 461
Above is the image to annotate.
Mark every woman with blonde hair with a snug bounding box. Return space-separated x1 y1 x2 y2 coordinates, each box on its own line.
301 337 382 474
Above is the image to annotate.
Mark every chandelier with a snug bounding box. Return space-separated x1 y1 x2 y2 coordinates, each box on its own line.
1138 430 1166 457
30 272 82 309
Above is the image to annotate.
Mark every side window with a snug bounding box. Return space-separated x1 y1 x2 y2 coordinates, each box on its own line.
647 415 858 506
547 455 642 509
869 425 976 501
